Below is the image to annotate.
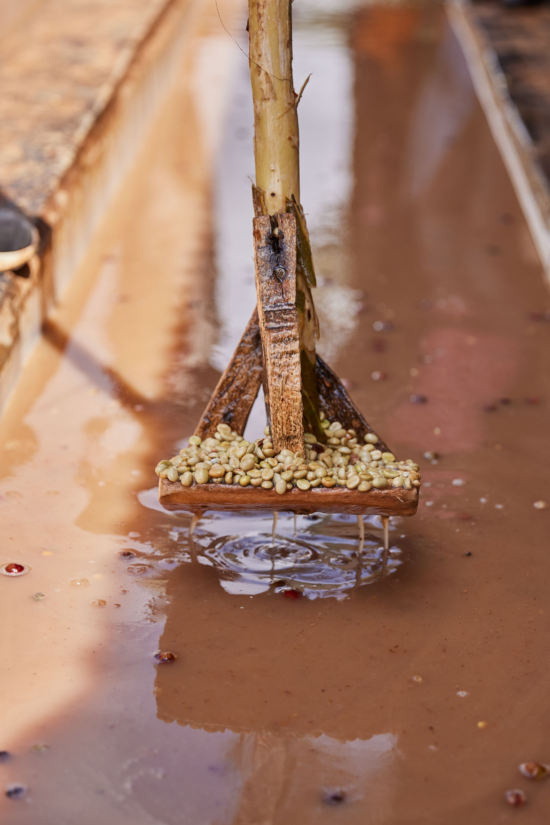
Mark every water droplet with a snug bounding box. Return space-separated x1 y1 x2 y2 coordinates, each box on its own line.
6 785 27 800
32 592 45 600
452 479 465 487
412 675 423 683
91 600 107 608
371 371 387 381
31 744 49 753
1 563 30 577
424 451 440 460
534 501 548 510
409 394 427 404
505 789 526 807
457 691 468 697
127 564 149 575
477 721 487 729
154 651 176 664
483 403 497 412
70 579 89 587
519 762 549 781
322 789 347 805
118 549 136 559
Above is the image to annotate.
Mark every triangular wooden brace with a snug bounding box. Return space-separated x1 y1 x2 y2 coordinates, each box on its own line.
194 309 263 439
195 319 391 453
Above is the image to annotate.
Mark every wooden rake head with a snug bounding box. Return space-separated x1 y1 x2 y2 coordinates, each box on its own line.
159 213 418 517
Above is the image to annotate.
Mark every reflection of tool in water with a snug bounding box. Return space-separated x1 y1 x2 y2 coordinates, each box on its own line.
158 0 419 538
271 511 278 545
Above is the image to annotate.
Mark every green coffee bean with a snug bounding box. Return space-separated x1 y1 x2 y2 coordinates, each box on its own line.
194 467 209 484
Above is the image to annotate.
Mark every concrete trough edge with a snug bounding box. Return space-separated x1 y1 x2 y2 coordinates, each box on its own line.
447 0 550 284
0 0 204 418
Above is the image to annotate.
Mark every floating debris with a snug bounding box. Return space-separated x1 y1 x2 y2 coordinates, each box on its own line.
118 549 136 560
32 592 45 601
534 501 548 510
519 762 549 781
155 417 422 495
505 789 526 807
91 600 107 608
31 744 49 753
322 789 347 805
373 320 393 332
412 675 423 683
409 394 427 404
465 552 472 557
452 479 465 487
126 564 149 575
457 691 468 697
477 721 487 729
5 785 27 800
70 579 89 588
282 589 302 600
423 451 440 461
1 563 30 577
154 651 177 664
371 371 387 381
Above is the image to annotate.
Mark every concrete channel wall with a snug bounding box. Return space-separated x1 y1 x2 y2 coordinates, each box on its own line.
447 0 550 283
1 0 550 420
0 0 204 416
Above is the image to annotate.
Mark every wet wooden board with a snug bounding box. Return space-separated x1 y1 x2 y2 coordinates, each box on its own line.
194 309 263 438
253 212 304 456
159 477 418 516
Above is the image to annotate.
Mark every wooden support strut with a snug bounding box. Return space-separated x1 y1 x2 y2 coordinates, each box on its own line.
253 212 304 456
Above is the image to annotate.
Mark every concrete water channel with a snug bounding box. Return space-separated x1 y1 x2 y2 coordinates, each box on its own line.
1 1 550 822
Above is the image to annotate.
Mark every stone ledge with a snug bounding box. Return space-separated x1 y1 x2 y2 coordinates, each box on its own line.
0 0 204 415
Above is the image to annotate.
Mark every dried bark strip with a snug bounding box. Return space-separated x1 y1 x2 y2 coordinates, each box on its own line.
253 212 304 455
194 309 263 438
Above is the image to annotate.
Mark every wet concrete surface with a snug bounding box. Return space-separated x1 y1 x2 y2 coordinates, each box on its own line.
2 2 550 822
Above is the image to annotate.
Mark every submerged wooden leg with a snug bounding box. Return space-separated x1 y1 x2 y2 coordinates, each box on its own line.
356 514 365 586
381 515 390 577
190 511 204 537
272 511 278 545
357 514 365 543
293 513 297 537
